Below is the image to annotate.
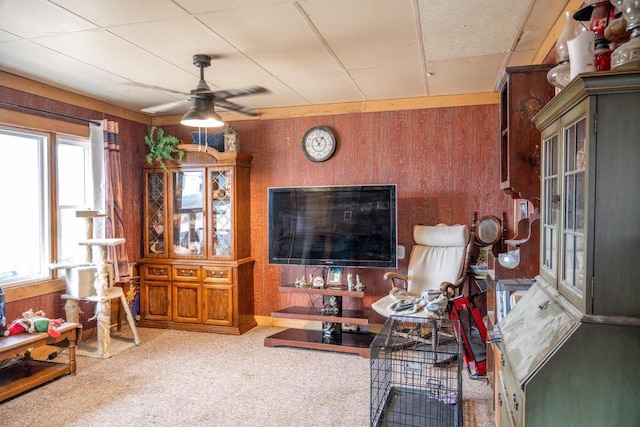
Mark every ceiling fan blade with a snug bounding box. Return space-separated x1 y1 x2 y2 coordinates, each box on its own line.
141 99 189 114
216 99 259 116
124 81 190 96
209 86 269 101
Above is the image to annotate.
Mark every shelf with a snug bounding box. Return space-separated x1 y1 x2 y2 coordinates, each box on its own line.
264 328 374 358
0 361 71 402
271 306 369 325
278 285 364 297
0 322 80 402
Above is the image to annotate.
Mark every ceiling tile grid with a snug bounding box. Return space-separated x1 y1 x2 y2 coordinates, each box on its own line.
0 0 566 117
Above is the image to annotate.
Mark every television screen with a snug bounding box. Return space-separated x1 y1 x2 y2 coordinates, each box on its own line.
268 185 397 268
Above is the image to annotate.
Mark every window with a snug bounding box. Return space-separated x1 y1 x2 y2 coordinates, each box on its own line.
57 137 93 264
0 126 50 285
0 126 92 287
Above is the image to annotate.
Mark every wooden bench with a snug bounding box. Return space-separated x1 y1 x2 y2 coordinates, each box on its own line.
0 322 82 402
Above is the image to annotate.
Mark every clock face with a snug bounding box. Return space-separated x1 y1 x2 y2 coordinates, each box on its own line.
302 126 336 162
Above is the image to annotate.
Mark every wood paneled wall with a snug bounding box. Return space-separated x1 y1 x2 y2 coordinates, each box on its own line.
2 81 511 325
0 85 147 323
164 104 511 323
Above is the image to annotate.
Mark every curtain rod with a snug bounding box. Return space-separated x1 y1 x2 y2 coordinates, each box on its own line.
0 100 102 126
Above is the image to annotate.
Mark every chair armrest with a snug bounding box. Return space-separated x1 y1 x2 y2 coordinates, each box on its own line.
439 275 466 295
384 272 409 289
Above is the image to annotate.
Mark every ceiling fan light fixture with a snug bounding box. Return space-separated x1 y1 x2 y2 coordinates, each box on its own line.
181 97 224 128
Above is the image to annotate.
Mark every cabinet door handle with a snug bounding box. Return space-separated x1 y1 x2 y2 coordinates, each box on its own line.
498 392 503 407
179 269 196 276
513 394 519 410
501 354 505 367
150 268 164 275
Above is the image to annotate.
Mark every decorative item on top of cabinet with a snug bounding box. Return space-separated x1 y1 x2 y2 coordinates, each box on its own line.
138 144 255 335
499 64 555 206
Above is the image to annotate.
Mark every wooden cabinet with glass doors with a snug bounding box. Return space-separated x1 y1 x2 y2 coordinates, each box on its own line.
535 71 640 317
138 145 255 334
487 72 640 427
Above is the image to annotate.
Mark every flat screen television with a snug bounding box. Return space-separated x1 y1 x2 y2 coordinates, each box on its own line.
268 185 397 268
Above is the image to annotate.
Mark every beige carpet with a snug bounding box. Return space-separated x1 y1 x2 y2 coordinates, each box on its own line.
1 326 494 426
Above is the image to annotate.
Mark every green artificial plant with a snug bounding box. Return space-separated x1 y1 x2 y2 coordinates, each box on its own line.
144 126 184 171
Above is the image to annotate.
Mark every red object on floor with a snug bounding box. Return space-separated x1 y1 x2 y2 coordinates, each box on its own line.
449 295 488 378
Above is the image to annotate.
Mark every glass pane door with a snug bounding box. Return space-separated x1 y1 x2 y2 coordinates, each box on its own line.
561 118 586 294
173 170 205 256
211 169 232 257
541 132 559 283
146 172 165 255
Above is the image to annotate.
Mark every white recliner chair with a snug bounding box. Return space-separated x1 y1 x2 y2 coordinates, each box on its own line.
372 224 471 319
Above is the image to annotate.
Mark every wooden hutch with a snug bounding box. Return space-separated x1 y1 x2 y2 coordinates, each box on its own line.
138 145 255 334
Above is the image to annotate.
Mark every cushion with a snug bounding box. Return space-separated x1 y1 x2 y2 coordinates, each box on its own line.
413 224 469 247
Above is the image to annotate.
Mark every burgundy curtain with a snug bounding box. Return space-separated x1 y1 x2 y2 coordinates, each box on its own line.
102 120 129 279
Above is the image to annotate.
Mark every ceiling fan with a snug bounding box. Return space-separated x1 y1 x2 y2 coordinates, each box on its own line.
141 54 268 121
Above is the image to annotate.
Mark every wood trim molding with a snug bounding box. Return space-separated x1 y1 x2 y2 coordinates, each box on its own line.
3 278 66 303
153 91 499 126
3 70 498 127
0 108 89 137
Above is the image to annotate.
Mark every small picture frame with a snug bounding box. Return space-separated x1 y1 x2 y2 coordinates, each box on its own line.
516 199 531 222
327 267 343 285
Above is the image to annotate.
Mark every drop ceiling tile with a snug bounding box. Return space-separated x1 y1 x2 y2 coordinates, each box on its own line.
108 16 239 73
0 30 19 43
301 0 423 70
350 64 427 100
0 0 96 39
426 54 507 96
0 40 177 111
514 0 568 52
197 3 343 76
279 71 365 105
32 30 196 93
51 0 187 27
173 0 287 15
420 0 530 60
109 15 307 109
507 50 538 68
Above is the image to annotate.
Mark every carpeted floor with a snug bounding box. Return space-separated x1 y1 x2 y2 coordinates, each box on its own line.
1 326 494 426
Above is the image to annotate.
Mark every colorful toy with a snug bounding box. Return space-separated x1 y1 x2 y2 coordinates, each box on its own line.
3 309 64 338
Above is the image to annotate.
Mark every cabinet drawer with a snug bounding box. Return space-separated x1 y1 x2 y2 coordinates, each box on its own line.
173 265 201 281
203 266 232 283
141 264 171 281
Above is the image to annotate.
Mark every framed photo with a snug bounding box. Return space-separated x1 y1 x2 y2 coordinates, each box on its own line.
327 267 343 285
520 201 529 220
515 199 531 222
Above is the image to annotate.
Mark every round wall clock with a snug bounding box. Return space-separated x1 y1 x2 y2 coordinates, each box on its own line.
302 126 336 162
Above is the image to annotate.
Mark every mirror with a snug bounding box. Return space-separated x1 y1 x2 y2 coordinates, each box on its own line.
476 215 501 246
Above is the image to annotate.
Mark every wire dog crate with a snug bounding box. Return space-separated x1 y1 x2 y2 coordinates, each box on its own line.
370 316 462 427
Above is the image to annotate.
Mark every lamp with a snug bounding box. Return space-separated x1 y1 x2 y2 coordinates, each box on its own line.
611 0 640 69
180 97 224 128
547 11 576 89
